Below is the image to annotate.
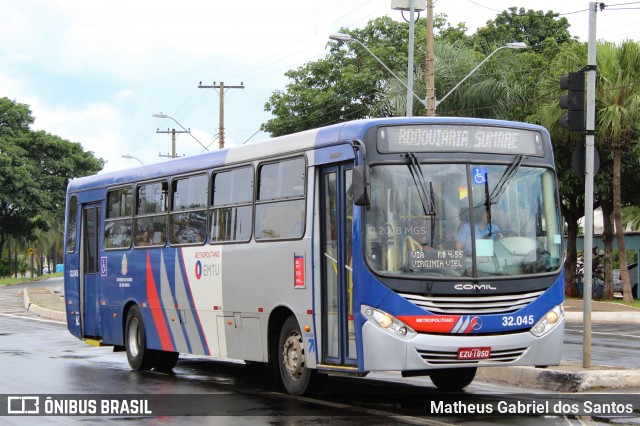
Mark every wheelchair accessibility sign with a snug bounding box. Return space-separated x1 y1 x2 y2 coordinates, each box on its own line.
472 167 488 185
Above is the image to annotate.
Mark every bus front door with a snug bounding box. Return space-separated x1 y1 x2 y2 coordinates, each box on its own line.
80 203 102 338
320 165 357 367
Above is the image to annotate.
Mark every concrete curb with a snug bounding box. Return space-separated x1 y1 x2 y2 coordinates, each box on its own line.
22 288 66 323
477 365 640 392
565 311 640 323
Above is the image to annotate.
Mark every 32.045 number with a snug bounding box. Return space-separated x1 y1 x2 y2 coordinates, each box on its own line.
501 315 535 327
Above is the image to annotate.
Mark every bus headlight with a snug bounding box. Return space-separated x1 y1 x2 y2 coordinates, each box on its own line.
362 305 416 339
530 305 563 337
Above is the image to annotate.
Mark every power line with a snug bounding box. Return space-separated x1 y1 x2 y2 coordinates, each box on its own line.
464 0 501 13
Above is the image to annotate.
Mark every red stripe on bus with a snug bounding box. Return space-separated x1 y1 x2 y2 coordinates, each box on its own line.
146 253 174 351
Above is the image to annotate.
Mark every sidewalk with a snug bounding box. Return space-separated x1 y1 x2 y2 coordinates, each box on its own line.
22 286 66 322
22 287 640 392
564 297 640 323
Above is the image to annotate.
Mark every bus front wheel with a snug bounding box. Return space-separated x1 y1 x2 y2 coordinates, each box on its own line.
429 367 476 391
278 315 326 395
125 305 156 371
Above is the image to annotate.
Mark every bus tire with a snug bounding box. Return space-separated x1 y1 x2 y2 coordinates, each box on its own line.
125 305 156 371
154 351 179 372
429 367 476 391
278 315 326 395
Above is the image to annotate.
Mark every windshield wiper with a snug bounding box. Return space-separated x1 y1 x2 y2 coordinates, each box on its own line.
483 154 525 237
489 154 524 203
407 153 436 217
407 153 437 247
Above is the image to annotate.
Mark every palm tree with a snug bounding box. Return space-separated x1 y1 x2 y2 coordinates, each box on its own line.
621 206 640 231
596 40 640 303
373 40 480 117
536 41 640 302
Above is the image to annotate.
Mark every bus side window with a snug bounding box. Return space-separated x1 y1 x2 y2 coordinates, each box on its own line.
66 195 78 253
104 187 133 249
255 158 306 240
134 181 168 247
169 174 207 245
210 166 253 243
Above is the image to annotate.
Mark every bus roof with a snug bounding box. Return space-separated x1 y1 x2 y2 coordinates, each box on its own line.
68 117 548 193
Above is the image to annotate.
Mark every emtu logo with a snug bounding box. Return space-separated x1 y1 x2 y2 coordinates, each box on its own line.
195 260 203 280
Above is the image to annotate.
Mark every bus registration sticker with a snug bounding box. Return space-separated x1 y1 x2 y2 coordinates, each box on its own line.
294 255 305 288
457 347 491 360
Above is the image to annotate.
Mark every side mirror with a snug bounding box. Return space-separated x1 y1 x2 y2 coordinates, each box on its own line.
353 164 370 206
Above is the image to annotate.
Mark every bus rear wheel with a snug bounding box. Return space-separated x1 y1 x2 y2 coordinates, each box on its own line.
125 305 156 371
429 367 476 391
278 315 326 395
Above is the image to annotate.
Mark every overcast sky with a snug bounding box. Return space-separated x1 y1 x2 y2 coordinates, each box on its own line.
1 1 638 173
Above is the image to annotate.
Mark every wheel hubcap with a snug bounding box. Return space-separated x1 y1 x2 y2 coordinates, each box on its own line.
127 318 140 357
282 331 304 381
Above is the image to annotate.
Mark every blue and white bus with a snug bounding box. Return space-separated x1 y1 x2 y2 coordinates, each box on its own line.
64 117 564 394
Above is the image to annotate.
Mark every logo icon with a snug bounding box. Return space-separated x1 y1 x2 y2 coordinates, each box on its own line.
121 254 128 275
195 260 203 280
7 396 40 414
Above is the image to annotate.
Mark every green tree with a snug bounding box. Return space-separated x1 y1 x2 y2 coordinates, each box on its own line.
378 8 572 119
262 16 414 136
537 41 640 302
596 40 640 303
0 97 103 264
471 7 573 54
621 206 640 230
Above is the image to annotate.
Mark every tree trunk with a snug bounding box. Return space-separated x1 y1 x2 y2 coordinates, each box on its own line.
613 145 633 303
601 202 615 299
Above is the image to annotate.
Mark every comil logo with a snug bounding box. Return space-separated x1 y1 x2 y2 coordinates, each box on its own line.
8 396 40 414
454 283 497 291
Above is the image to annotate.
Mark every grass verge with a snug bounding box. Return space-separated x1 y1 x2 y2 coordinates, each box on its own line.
0 272 63 287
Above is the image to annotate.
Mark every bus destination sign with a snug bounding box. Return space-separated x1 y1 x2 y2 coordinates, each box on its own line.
378 125 544 156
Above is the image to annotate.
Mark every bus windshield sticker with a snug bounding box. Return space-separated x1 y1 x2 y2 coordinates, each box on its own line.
378 125 544 156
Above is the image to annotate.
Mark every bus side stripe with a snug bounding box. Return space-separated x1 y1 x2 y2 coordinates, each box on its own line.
146 252 174 351
175 251 209 355
159 251 189 352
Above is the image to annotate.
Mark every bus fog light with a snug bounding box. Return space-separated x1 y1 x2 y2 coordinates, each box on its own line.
361 305 416 339
531 305 563 337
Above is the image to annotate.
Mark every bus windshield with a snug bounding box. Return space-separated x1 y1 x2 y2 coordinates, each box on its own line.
364 162 562 278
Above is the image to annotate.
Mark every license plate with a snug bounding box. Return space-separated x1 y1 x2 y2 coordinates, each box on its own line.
457 347 491 360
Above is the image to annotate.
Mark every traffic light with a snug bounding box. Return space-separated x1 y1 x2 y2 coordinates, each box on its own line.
559 72 585 132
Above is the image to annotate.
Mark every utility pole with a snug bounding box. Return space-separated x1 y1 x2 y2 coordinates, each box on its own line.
582 1 599 370
156 128 188 158
198 81 245 149
425 0 436 116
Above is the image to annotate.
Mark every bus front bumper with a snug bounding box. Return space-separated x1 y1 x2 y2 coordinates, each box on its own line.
361 317 564 372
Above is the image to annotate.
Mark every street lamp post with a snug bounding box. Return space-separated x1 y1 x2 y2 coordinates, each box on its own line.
329 33 426 112
435 42 527 108
391 0 427 117
122 154 144 165
152 113 209 153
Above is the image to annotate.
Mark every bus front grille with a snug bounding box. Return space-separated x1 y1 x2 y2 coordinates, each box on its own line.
417 347 527 365
398 290 545 315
